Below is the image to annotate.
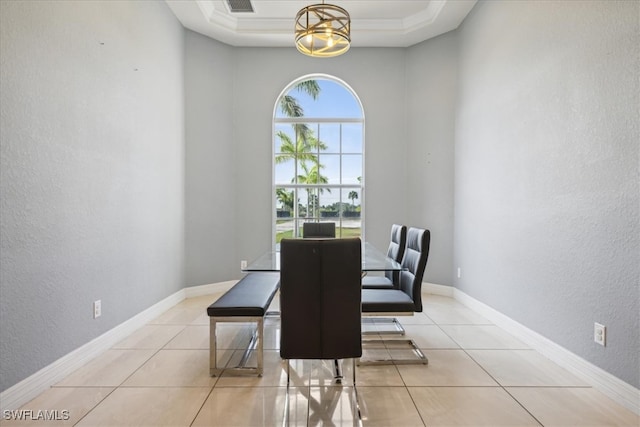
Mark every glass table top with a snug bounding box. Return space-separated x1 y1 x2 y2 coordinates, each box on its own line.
242 242 401 272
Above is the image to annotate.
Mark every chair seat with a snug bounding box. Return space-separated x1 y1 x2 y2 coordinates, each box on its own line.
361 275 395 289
361 289 416 312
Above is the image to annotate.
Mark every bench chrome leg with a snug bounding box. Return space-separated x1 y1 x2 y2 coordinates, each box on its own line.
209 316 264 377
210 317 221 376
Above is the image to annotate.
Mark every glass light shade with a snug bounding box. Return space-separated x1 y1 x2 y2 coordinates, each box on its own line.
295 3 351 58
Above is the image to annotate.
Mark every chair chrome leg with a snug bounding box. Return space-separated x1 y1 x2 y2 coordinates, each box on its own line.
358 338 428 365
283 360 290 427
286 359 290 387
351 358 363 427
333 359 343 383
362 317 406 335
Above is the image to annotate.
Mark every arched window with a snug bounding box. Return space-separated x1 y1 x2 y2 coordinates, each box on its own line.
273 75 364 244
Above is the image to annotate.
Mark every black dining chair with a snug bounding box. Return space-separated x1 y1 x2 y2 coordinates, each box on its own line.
302 222 336 238
362 224 407 289
280 237 362 378
360 227 431 365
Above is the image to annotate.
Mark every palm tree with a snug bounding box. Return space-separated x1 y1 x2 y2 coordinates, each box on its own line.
276 188 294 213
278 81 320 150
295 161 330 218
274 131 327 165
348 191 358 210
276 79 331 233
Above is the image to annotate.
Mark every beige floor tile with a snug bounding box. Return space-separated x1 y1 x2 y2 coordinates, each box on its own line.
508 387 640 426
164 325 209 349
75 387 210 426
192 386 308 426
112 325 185 349
397 349 499 386
310 359 359 387
147 305 202 325
16 290 636 427
356 364 405 386
178 293 223 309
422 294 465 307
54 349 156 387
359 340 429 365
263 322 282 350
307 386 362 427
190 311 210 325
409 386 541 426
215 350 296 387
122 349 219 387
467 349 588 386
360 319 390 334
358 386 425 426
213 323 258 349
440 324 529 349
398 312 434 325
423 305 492 325
400 325 460 349
360 347 395 363
2 387 113 426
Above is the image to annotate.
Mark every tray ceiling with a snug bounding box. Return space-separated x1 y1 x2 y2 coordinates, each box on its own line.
166 0 477 47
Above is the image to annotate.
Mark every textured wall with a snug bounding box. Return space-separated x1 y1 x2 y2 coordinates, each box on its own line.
454 0 639 387
184 31 236 285
0 0 185 392
407 31 458 286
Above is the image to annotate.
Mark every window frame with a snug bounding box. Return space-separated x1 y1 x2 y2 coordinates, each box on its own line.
272 75 365 246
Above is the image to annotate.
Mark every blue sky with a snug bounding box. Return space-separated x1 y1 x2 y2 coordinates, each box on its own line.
276 78 362 118
275 78 364 209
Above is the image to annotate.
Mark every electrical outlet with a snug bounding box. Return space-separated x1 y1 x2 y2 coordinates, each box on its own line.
457 268 461 279
93 300 102 319
594 322 606 346
240 260 248 270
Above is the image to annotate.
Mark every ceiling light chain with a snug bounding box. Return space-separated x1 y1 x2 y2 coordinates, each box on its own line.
295 2 351 57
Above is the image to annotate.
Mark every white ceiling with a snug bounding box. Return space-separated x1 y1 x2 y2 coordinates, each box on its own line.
166 0 477 48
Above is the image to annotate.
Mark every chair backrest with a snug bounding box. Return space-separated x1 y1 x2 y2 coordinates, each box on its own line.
385 224 407 283
302 222 336 238
280 238 362 360
398 228 430 312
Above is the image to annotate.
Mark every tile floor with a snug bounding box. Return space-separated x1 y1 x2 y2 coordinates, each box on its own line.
4 291 638 426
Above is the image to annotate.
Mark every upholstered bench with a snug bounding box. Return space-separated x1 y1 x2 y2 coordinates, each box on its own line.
207 272 280 376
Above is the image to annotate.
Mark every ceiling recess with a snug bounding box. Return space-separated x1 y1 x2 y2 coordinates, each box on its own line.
226 0 254 13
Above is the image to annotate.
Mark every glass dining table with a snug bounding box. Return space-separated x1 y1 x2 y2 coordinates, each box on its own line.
241 241 401 272
240 240 403 379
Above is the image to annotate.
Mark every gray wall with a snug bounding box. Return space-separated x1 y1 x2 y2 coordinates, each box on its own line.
454 0 639 388
185 31 235 285
406 32 458 285
0 1 185 392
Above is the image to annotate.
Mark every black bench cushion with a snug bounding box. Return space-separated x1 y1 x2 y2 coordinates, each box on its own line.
207 273 280 317
361 288 416 313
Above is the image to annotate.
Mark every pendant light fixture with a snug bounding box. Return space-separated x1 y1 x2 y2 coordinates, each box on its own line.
295 1 351 58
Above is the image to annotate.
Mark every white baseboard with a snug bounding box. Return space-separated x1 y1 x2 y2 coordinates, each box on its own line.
453 288 640 415
423 282 454 297
184 280 238 298
0 288 186 412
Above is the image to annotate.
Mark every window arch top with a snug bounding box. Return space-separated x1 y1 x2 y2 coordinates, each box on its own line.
275 77 363 120
273 75 364 243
